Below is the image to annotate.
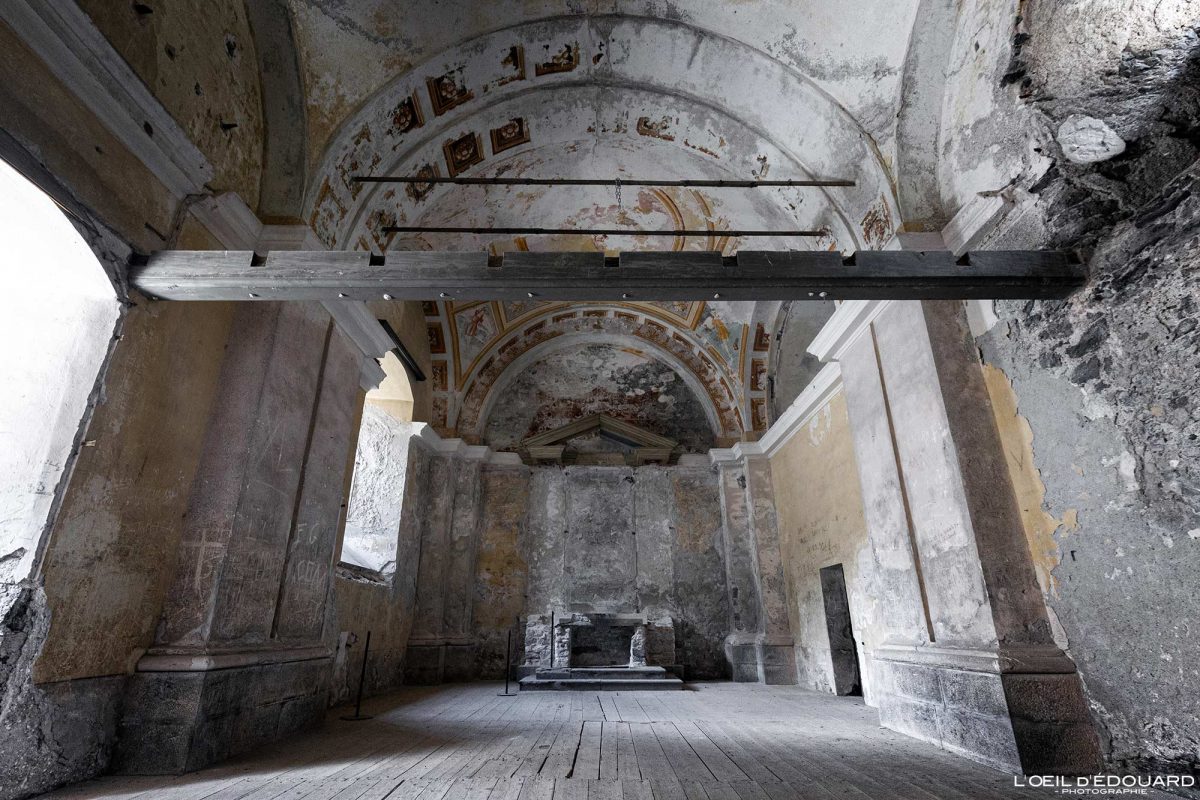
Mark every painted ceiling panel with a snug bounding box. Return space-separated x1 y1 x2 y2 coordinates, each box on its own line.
288 0 921 176
483 342 715 453
290 7 915 443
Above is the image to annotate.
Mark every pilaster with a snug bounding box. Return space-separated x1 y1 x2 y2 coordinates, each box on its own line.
811 299 1100 774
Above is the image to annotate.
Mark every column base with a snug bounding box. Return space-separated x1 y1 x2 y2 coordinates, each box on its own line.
116 651 331 775
725 635 797 684
873 643 1101 775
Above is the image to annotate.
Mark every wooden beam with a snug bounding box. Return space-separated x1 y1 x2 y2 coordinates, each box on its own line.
128 249 1086 301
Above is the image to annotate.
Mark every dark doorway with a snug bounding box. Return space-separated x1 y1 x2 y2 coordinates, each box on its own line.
819 564 862 696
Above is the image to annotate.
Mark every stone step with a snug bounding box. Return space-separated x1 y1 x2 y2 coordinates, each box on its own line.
518 675 684 691
534 666 669 680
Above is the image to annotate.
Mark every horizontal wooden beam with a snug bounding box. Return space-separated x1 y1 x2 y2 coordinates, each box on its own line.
128 249 1086 302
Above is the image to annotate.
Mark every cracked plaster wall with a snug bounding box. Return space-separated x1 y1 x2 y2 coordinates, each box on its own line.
520 464 730 678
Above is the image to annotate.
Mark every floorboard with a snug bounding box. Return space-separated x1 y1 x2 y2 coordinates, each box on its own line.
34 682 1156 800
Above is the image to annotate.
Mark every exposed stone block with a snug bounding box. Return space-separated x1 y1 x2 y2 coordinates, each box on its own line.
116 657 331 775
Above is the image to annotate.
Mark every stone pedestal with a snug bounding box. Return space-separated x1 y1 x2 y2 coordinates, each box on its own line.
116 654 330 774
872 645 1099 774
522 612 673 671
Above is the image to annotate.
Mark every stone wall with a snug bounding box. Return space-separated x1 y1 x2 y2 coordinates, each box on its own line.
403 440 486 684
332 432 518 693
822 301 1100 775
356 454 733 686
472 465 532 678
768 392 878 699
519 464 730 679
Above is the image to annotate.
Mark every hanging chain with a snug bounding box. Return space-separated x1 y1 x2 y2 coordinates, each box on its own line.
614 177 622 210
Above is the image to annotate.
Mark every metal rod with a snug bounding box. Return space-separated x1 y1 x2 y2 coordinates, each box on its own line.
384 226 823 237
550 612 554 669
354 631 370 716
341 630 373 721
354 176 854 188
504 628 512 695
377 319 427 382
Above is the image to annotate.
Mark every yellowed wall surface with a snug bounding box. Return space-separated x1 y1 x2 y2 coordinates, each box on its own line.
982 364 1077 599
76 0 265 208
35 301 235 683
0 22 177 251
769 391 878 697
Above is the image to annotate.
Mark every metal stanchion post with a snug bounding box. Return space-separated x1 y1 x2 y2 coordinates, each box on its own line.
498 625 518 696
341 630 374 721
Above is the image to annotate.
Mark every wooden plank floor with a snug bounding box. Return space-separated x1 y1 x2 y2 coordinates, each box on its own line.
35 682 1149 800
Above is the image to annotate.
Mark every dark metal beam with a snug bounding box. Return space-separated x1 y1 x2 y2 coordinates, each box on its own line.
384 226 824 237
128 249 1086 302
354 176 856 188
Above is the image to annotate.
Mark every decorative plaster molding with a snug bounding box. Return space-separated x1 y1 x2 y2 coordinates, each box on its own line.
413 424 481 459
756 364 843 457
807 300 893 363
137 645 330 673
675 454 711 468
873 642 1077 675
260 223 324 252
709 441 763 464
487 452 526 467
325 301 394 360
461 444 492 461
966 299 1001 338
359 357 386 391
188 192 262 250
1 0 213 198
709 363 844 464
889 231 946 251
943 193 1014 256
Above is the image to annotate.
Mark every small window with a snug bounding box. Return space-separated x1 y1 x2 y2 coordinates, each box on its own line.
340 351 415 577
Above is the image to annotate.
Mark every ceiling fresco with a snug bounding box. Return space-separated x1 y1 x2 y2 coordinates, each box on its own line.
423 298 776 444
305 16 900 254
482 342 716 454
295 12 913 444
288 1 920 179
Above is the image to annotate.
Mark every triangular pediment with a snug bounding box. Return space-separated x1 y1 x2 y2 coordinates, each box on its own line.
520 414 678 466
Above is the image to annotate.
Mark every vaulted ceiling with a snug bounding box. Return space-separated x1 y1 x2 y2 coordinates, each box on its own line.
75 0 928 443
